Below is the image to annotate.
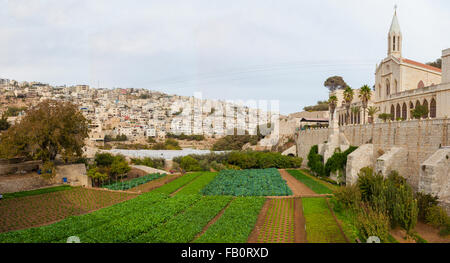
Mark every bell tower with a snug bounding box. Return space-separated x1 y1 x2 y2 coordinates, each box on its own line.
388 6 402 58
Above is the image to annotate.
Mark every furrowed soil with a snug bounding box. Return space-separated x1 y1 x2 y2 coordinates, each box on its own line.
0 187 138 233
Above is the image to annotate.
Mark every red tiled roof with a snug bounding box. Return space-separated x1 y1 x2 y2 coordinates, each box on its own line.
402 58 442 73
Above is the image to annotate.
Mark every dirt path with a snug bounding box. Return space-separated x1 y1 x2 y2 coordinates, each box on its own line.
279 169 316 196
294 198 307 243
414 222 450 243
129 174 182 193
248 199 271 243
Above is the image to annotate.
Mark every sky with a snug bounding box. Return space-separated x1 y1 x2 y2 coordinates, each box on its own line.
1 0 449 114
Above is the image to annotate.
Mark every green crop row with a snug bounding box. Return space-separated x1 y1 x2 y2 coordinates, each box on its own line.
133 196 232 243
174 172 218 195
151 172 203 195
302 198 347 243
201 168 292 196
0 193 168 243
102 173 166 191
194 197 265 243
2 185 72 200
286 170 333 194
77 194 201 243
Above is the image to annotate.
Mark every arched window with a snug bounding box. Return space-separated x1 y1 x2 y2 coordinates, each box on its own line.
396 104 401 120
402 103 407 120
358 112 361 124
422 100 429 118
351 112 354 124
378 84 382 98
430 99 436 118
394 80 398 93
410 102 414 110
390 105 395 121
393 37 396 51
418 81 425 89
415 100 421 109
386 79 390 96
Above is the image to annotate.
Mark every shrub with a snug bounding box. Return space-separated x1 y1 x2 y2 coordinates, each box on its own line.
180 156 201 172
110 157 131 178
357 167 384 203
416 192 439 221
333 185 361 211
354 204 390 243
131 157 165 170
324 146 357 178
95 153 115 167
426 205 450 228
307 145 325 177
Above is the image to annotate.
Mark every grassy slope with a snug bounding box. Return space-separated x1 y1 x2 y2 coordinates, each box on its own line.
302 198 347 243
286 170 333 194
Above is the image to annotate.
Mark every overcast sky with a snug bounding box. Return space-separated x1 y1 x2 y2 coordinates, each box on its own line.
1 0 449 114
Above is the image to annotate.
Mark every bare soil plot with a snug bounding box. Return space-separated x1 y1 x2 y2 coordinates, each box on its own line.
415 222 450 243
278 169 315 196
0 187 138 233
128 174 181 193
249 198 306 243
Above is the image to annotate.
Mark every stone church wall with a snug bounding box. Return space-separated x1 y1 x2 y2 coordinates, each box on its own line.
296 118 449 190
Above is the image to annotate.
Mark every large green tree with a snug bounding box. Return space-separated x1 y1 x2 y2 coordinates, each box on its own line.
0 100 90 162
324 76 347 92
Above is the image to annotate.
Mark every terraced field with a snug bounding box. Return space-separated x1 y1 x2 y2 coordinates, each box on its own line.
257 199 295 243
0 169 349 243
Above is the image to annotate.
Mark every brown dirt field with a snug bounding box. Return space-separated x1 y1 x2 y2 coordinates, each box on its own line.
128 173 182 193
0 187 138 233
414 222 450 243
279 169 316 196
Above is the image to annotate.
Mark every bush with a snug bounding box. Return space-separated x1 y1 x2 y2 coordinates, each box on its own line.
131 157 165 170
357 167 384 203
354 204 390 243
426 205 450 228
180 156 201 172
95 153 115 167
324 146 357 178
333 185 361 211
110 157 131 178
307 145 325 177
416 192 439 221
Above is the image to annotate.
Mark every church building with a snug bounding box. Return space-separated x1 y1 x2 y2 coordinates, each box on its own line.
335 9 450 124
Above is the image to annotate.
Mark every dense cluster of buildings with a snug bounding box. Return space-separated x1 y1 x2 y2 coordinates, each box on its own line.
0 80 275 146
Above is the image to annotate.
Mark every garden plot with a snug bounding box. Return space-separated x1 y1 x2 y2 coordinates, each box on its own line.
0 187 138 233
302 198 348 243
201 168 292 196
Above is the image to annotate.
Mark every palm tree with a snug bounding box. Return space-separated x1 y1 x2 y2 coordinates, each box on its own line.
343 86 354 124
367 106 380 124
359 85 372 124
328 95 338 120
351 106 361 124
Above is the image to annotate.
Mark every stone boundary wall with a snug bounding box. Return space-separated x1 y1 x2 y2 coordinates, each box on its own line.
296 118 449 189
0 160 42 176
